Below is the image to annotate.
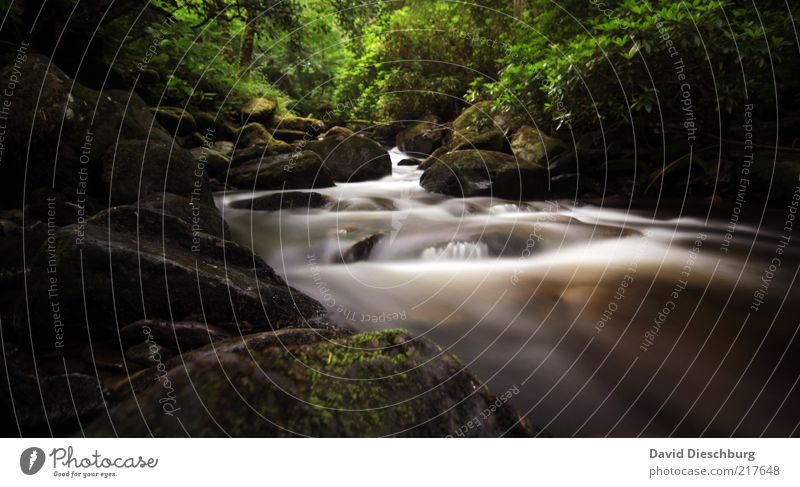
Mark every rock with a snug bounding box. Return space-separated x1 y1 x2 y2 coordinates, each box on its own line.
229 192 333 211
228 151 335 190
322 126 355 141
240 97 277 125
398 158 420 166
212 141 235 155
125 341 173 366
419 146 450 170
0 211 47 323
190 147 230 179
100 139 213 206
84 329 534 437
420 149 548 199
452 101 495 135
236 122 272 147
510 126 565 166
151 107 197 137
272 115 325 135
339 233 385 263
304 136 391 182
0 54 172 208
1 366 107 436
28 187 103 226
20 194 329 350
272 129 310 143
194 112 237 140
120 319 234 351
371 121 407 145
395 115 444 156
450 127 507 153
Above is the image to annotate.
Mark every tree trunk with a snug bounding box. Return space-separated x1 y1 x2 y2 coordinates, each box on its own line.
238 11 256 73
513 0 526 18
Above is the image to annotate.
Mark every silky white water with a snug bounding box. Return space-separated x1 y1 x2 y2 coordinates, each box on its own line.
219 147 800 436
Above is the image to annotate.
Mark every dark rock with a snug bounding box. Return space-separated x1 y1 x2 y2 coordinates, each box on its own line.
338 233 385 263
0 54 172 208
228 151 335 190
396 115 444 155
194 112 237 140
420 149 548 199
272 115 325 135
20 195 329 350
305 136 391 182
272 129 310 143
84 329 534 437
240 97 277 125
126 341 174 367
398 158 420 166
229 192 333 211
152 107 197 137
321 126 355 141
100 139 213 206
452 101 495 135
120 319 235 351
236 123 275 148
0 211 47 325
190 147 230 179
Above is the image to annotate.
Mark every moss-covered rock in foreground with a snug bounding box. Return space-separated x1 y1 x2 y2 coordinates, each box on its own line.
85 329 534 437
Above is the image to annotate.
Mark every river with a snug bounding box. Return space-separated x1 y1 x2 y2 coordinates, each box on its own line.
220 147 800 437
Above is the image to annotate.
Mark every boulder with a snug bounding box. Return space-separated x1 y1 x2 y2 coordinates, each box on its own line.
240 97 277 125
0 54 172 208
229 191 333 211
452 101 495 135
235 122 272 147
101 139 212 206
190 147 230 179
193 112 237 140
84 329 534 437
304 136 391 182
395 115 444 156
510 125 565 166
450 127 507 152
272 129 309 143
398 158 420 166
322 126 355 141
420 149 548 199
228 151 335 190
151 107 197 137
20 194 329 350
272 115 325 135
418 146 450 170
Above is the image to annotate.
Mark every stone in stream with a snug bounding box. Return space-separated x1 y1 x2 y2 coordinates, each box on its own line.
193 112 237 141
337 233 385 263
189 146 230 179
120 319 235 351
228 151 335 190
229 191 333 211
420 149 549 199
271 115 325 135
450 127 507 153
84 329 535 437
19 193 330 351
418 146 450 170
397 157 420 166
303 134 391 182
395 115 444 156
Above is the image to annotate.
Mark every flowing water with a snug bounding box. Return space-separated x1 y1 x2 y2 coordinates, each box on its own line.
219 148 800 437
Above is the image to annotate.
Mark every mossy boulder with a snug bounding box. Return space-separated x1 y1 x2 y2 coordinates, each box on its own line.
322 126 355 141
193 112 237 140
235 122 272 147
452 101 495 135
304 135 391 182
228 151 335 190
420 149 548 199
272 115 325 135
395 115 444 156
240 97 277 125
84 329 534 437
20 195 329 350
450 127 507 152
151 107 197 137
0 54 172 208
510 125 565 166
272 129 309 143
101 139 212 206
419 146 450 170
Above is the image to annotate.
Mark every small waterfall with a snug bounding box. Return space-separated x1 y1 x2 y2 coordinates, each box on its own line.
420 241 489 261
